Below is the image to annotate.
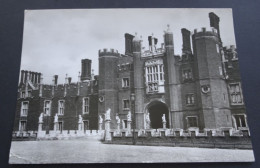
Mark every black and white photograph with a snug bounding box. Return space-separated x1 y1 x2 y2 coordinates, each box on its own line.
8 8 255 163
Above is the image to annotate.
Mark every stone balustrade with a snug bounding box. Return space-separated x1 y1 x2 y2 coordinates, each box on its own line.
105 127 252 149
12 130 105 140
12 127 252 149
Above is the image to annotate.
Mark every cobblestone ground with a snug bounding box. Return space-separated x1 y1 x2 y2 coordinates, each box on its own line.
9 136 255 164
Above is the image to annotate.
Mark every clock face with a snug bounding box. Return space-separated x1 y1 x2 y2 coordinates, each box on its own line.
99 96 104 102
201 85 210 94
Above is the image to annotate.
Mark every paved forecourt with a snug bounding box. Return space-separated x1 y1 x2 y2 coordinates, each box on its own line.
9 136 255 164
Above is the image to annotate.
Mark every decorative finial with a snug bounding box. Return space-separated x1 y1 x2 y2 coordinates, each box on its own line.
151 33 154 36
140 35 142 39
133 32 140 42
167 24 171 31
166 24 172 33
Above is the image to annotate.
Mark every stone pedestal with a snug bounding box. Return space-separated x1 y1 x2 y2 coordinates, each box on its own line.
99 123 103 130
117 123 120 130
78 122 83 131
127 120 132 131
38 122 43 132
163 121 166 129
54 122 58 131
146 122 151 129
105 119 111 141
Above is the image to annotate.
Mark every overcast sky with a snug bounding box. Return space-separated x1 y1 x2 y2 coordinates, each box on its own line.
20 8 236 84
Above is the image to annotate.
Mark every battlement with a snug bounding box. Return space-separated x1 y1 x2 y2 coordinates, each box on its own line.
108 128 252 149
99 48 120 57
118 62 133 72
193 27 219 38
20 70 42 85
224 45 236 51
176 53 194 63
224 45 238 61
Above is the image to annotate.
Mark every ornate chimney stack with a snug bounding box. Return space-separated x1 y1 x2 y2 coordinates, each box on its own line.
81 59 92 81
68 77 72 84
54 75 58 85
181 28 192 54
209 12 221 43
125 33 134 55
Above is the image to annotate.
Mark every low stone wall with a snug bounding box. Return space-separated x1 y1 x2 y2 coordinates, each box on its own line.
12 130 105 141
104 128 253 149
12 131 38 141
37 130 104 140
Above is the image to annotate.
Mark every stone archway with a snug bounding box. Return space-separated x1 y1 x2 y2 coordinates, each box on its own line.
147 101 169 129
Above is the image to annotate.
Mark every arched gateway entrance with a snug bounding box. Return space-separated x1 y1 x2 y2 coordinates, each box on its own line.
147 101 169 129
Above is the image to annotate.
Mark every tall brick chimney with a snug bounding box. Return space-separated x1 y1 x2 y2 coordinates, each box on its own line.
68 77 72 84
181 28 192 54
54 75 58 85
34 72 38 84
20 70 25 84
125 33 134 55
31 72 35 83
24 70 28 83
37 73 41 84
209 12 221 42
81 59 92 81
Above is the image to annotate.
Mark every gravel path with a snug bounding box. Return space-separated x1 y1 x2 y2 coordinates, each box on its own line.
9 136 255 164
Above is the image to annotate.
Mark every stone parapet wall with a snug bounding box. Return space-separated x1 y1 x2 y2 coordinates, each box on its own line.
105 128 252 149
12 130 105 141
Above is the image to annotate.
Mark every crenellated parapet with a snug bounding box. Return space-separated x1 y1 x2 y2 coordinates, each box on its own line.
177 54 194 63
192 27 220 42
108 127 252 149
223 45 238 61
223 45 241 81
18 70 98 99
117 62 133 72
20 70 42 86
99 48 120 57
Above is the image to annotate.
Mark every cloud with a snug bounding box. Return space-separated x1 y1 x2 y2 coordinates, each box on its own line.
21 9 236 84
